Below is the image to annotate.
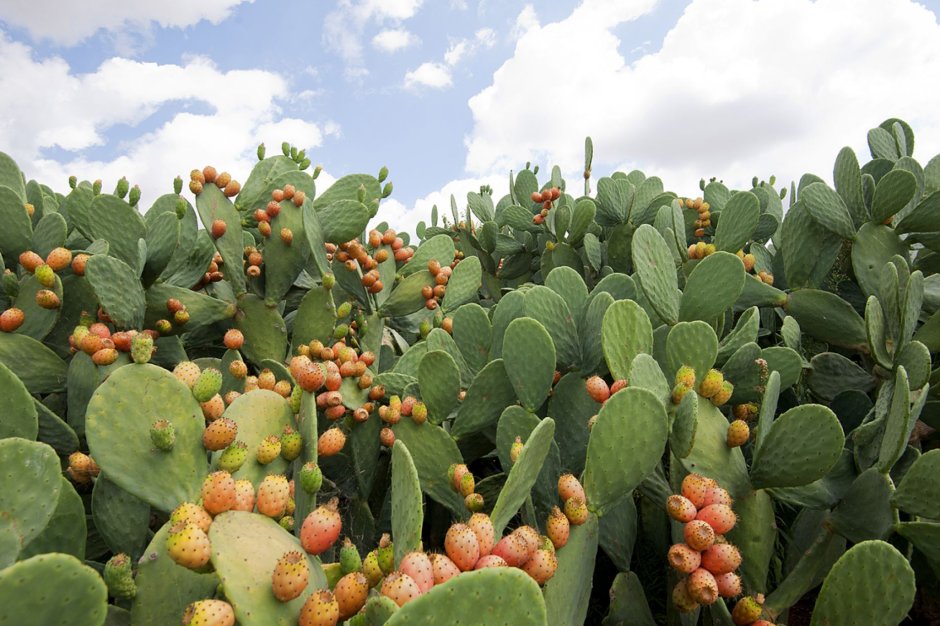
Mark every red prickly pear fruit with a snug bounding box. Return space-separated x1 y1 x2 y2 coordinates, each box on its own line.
667 543 702 574
467 512 495 556
702 486 733 507
698 369 724 398
712 380 734 406
666 495 698 522
512 526 541 561
297 359 325 393
0 308 25 332
201 471 236 515
714 571 742 598
256 435 281 464
475 554 508 568
688 568 720 605
610 379 629 394
697 504 737 535
202 417 237 451
732 596 764 625
46 247 72 272
675 365 696 389
300 497 342 555
298 589 340 626
380 427 395 448
546 506 570 549
35 289 60 309
684 519 716 551
19 250 43 273
444 523 481 571
522 549 558 585
491 532 531 568
701 542 742 575
681 473 716 509
271 550 309 602
202 166 217 183
381 571 422 607
429 553 460 585
256 474 290 519
223 328 243 350
170 502 212 533
585 375 610 403
232 479 255 511
71 253 89 276
672 578 699 612
92 348 118 366
399 552 434 594
334 572 369 620
557 473 585 503
201 395 225 421
166 522 211 570
564 496 589 526
211 219 226 239
223 180 240 197
510 436 524 464
317 427 346 456
181 599 235 626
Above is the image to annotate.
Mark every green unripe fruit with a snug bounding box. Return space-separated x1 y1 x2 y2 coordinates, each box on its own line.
419 320 432 338
131 334 154 364
378 166 388 183
104 553 137 600
281 142 290 156
376 537 394 575
333 323 349 339
150 419 176 451
290 383 303 413
218 441 248 472
300 462 323 495
175 198 187 219
192 368 223 403
340 538 362 574
362 550 382 587
257 143 266 160
34 264 55 288
129 184 141 206
290 146 298 160
465 492 484 512
116 177 129 198
281 426 302 461
312 165 322 179
336 301 352 319
279 516 294 532
322 273 335 289
155 319 172 335
174 176 183 194
357 184 366 203
68 175 77 189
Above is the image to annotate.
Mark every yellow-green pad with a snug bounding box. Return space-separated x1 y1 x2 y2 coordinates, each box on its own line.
490 417 555 535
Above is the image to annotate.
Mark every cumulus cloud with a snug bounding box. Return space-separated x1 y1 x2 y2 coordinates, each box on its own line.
0 33 335 208
323 0 425 76
0 0 253 46
404 62 453 89
405 27 496 90
464 0 940 194
372 28 419 52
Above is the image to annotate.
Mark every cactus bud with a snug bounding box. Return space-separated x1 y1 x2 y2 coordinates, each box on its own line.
299 157 311 170
382 182 393 198
281 141 290 156
93 179 102 195
150 419 176 451
257 143 266 160
68 175 77 189
357 184 366 203
290 146 298 160
378 166 389 183
115 177 129 198
128 184 141 206
312 165 322 179
172 175 183 194
322 273 335 289
336 301 352 319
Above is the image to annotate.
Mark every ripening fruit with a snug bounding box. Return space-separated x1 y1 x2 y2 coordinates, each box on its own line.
169 502 212 533
585 375 610 403
318 427 346 456
429 553 461 585
714 571 742 598
300 498 342 555
732 596 763 625
673 578 699 613
202 417 237 451
256 474 291 519
399 551 434 594
475 554 508 569
166 522 211 570
666 495 698 523
271 550 309 602
223 328 243 350
687 568 719 605
0 308 25 332
702 485 733 507
667 543 702 574
491 533 530 568
697 504 737 535
467 513 495 556
380 571 421 607
564 496 589 526
522 549 557 585
334 572 369 619
698 369 724 398
232 479 255 512
681 473 716 509
444 523 481 571
726 419 750 447
201 471 236 516
298 590 339 626
211 219 226 239
684 519 716 552
181 599 235 626
546 506 570 549
557 473 585 503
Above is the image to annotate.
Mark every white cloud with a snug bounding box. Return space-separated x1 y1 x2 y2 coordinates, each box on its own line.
372 28 419 52
0 33 335 210
323 0 425 75
444 27 496 65
0 0 252 46
464 0 940 195
404 62 453 89
511 5 539 40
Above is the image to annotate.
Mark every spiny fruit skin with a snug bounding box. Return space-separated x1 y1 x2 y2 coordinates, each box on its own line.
256 435 282 464
339 537 362 574
732 596 764 625
150 419 176 451
317 427 346 456
564 496 589 526
697 504 737 535
681 473 716 509
711 380 734 407
546 506 570 549
399 551 434 594
103 553 136 599
181 599 235 626
467 512 495 556
202 417 237 451
0 308 25 332
701 542 742 575
201 395 225 421
688 568 720 605
585 375 610 404
667 543 702 574
46 247 72 271
256 474 291 519
512 526 541 562
475 554 508 569
300 462 323 494
170 502 212 533
666 495 698 523
228 360 247 379
714 571 742 598
376 534 395 574
334 572 369 620
217 441 248 473
675 365 697 389
444 523 481 571
522 549 558 585
210 219 226 239
223 328 243 350
201 471 236 516
672 579 699 613
557 473 586 503
510 436 524 464
381 571 422 607
192 368 223 403
35 264 55 288
362 550 383 587
698 369 724 399
166 522 211 570
131 333 153 364
429 553 460 585
271 550 309 602
491 533 530 568
174 361 202 388
298 589 340 626
35 289 60 309
300 498 342 555
702 486 733 507
232 479 256 512
684 519 716 551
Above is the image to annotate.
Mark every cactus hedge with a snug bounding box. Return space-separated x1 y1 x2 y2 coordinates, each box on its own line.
0 120 939 625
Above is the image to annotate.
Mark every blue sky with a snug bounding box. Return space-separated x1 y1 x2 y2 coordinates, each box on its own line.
1 0 939 234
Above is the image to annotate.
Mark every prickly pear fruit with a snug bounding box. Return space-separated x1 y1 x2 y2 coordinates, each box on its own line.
681 473 716 509
701 542 742 575
0 308 25 332
181 599 235 626
131 333 153 364
564 496 589 525
714 571 742 597
192 368 223 403
467 512 495 556
585 375 610 403
698 369 723 399
377 534 395 574
688 568 719 605
475 554 508 569
298 589 340 626
399 551 434 594
521 549 558 585
271 550 309 602
491 533 530 568
150 419 176 451
334 572 369 620
672 578 699 613
217 441 247 472
223 328 243 350
300 462 323 494
256 435 281 464
711 380 734 407
232 479 255 512
684 519 716 551
166 522 211 570
103 553 137 599
444 523 481 571
201 471 236 516
174 361 201 388
46 247 72 271
34 264 55 288
702 486 733 507
339 537 362 574
381 571 422 607
546 506 570 549
557 473 586 503
512 526 541 562
300 497 342 555
429 553 460 585
317 427 346 456
666 494 698 522
510 436 524 464
668 543 702 574
697 504 737 535
202 417 237 451
362 550 383 587
675 365 696 389
170 502 212 533
256 474 290 519
732 596 763 625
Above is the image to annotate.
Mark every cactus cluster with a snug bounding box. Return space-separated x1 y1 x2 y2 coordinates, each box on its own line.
0 119 938 625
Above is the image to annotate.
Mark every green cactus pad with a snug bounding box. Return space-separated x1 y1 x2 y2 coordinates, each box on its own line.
503 318 555 412
12 273 62 340
892 449 940 518
712 191 760 252
830 467 894 543
364 596 399 625
392 417 465 516
35 399 78 455
833 146 867 225
870 168 917 224
141 210 180 284
264 202 309 305
442 255 482 311
235 155 298 209
632 224 679 325
750 404 844 489
85 364 209 512
878 367 927 473
666 321 718 381
543 514 599 626
0 438 61 567
235 293 288 366
291 391 318 530
144 283 234 331
852 223 906 298
603 572 656 626
679 252 746 322
495 406 560 519
0 152 26 199
209 511 327 625
0 331 68 394
896 522 940 568
716 306 758 365
680 396 751 499
0 360 37 440
545 266 589 322
91 474 150 559
801 182 857 239
0 553 107 626
670 390 698 458
896 339 931 389
418 350 460 424
810 540 915 626
194 182 246 294
19 476 85 560
807 352 877 402
785 288 867 350
584 388 668 515
70 193 145 268
379 270 435 317
601 300 653 381
399 234 455 277
451 359 516 438
210 390 294 486
579 291 613 375
726 489 775 593
426 328 473 386
385 567 547 626
490 417 555 535
523 286 581 369
84 254 145 329
451 303 492 375
489 290 526 359
0 187 32 265
779 202 841 289
625 354 670 407
290 286 335 354
548 372 600 476
597 493 637 573
391 440 423 566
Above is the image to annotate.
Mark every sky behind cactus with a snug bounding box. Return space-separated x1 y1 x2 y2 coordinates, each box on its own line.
1 0 939 235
